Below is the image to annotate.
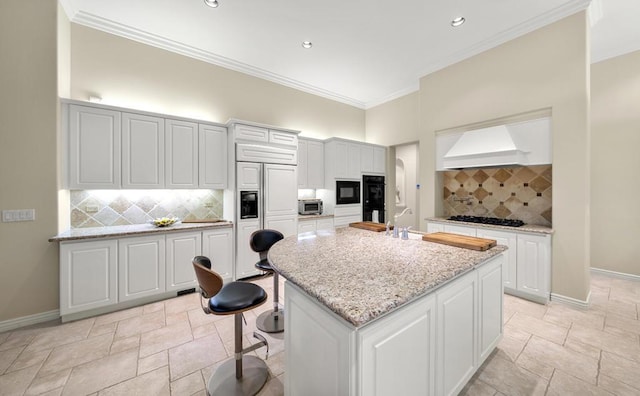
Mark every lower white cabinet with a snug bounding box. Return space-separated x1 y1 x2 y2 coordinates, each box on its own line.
60 239 118 316
118 235 166 302
317 218 334 231
516 233 551 302
59 226 234 320
285 254 504 396
298 217 334 234
202 228 233 282
236 221 261 279
166 231 202 292
476 228 518 290
443 224 476 236
334 205 361 228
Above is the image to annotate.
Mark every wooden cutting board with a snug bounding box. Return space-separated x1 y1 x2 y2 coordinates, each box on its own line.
422 232 497 251
349 222 392 232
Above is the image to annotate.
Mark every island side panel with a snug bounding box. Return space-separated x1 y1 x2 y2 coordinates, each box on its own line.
284 282 356 396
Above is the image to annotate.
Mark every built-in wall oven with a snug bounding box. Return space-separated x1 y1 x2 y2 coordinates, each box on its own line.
336 180 361 205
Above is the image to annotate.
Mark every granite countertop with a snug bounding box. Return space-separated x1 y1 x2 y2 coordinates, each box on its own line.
49 221 233 242
298 214 334 221
425 217 554 235
268 227 506 327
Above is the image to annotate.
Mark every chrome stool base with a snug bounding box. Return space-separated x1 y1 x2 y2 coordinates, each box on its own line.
207 355 269 396
256 309 284 333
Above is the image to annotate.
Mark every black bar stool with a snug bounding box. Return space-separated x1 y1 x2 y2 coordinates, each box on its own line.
250 229 285 333
192 256 269 396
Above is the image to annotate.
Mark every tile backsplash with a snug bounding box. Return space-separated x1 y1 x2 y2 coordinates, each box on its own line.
442 165 552 226
70 190 224 228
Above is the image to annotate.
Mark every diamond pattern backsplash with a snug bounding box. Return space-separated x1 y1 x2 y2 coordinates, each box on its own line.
443 165 552 226
70 190 224 228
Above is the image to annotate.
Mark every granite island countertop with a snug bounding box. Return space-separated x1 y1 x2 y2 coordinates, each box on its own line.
268 227 507 327
425 217 554 235
49 221 233 242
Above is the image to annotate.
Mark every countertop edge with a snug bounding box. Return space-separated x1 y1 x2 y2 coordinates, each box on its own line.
425 217 554 235
49 221 234 242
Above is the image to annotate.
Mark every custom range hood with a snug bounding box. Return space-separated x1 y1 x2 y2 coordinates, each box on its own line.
442 125 529 169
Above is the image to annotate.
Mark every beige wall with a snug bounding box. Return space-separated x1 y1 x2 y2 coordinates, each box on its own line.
69 25 365 141
365 91 420 146
418 12 591 301
591 50 640 276
0 0 60 321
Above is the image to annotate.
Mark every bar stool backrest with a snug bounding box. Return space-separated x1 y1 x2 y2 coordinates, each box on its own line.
192 257 224 299
250 229 284 261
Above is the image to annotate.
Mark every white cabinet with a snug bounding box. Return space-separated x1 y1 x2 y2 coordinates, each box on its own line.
427 222 445 234
333 205 361 228
477 255 504 363
121 112 165 188
269 129 298 147
68 105 121 189
298 138 324 189
373 146 386 174
165 119 199 188
165 231 201 292
476 228 517 291
234 124 269 143
60 239 118 315
436 269 477 396
118 235 166 302
443 224 477 237
236 221 261 279
236 162 260 190
298 217 334 234
347 143 361 179
517 233 551 302
199 124 228 189
264 164 298 218
360 294 436 396
297 220 316 234
202 228 233 282
316 218 334 231
361 145 386 174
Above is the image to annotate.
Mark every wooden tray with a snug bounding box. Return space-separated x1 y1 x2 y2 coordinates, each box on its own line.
349 222 392 232
422 232 497 251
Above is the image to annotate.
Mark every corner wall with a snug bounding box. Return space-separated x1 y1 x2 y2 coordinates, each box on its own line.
417 12 591 301
0 0 60 321
591 50 640 276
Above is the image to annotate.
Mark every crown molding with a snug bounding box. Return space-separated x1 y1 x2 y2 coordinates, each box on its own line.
70 11 367 109
592 43 640 64
364 84 420 110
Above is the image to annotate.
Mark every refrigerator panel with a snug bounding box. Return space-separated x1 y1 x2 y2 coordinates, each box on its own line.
264 164 298 220
235 220 261 279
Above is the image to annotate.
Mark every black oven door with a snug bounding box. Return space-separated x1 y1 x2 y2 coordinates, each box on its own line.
336 181 361 205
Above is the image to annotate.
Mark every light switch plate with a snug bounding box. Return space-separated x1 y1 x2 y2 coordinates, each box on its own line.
2 209 35 222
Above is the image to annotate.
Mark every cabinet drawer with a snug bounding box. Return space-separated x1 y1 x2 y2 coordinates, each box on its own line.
334 214 361 227
316 218 334 231
269 130 298 147
235 124 269 142
334 206 361 217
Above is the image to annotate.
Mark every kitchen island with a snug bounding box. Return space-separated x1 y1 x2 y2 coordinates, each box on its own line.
268 227 506 396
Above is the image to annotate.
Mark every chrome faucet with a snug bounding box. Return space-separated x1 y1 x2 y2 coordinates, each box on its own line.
394 207 413 221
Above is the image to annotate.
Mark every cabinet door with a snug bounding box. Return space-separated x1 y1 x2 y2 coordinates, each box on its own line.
236 221 260 279
166 119 198 188
298 220 316 234
477 255 504 364
265 216 297 238
236 162 260 190
60 240 117 315
316 218 334 231
202 228 233 282
476 228 517 290
199 124 227 189
166 232 201 292
122 112 165 188
426 222 445 234
235 124 268 143
516 233 551 301
269 130 298 147
69 105 121 189
360 145 374 173
443 224 477 237
373 146 386 174
297 140 308 188
333 141 349 178
119 235 166 302
306 141 324 188
360 294 436 396
436 270 477 396
264 164 298 218
347 143 361 179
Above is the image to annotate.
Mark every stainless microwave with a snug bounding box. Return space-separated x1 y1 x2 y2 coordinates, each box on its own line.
336 180 361 205
298 199 323 215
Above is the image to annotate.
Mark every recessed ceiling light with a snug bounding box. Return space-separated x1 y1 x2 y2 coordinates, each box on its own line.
204 0 219 8
302 41 312 49
451 16 465 27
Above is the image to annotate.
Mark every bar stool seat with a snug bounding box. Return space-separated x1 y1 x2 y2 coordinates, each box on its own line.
192 256 269 396
250 229 285 333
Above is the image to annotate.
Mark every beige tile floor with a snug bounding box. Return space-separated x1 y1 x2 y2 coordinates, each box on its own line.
0 272 639 396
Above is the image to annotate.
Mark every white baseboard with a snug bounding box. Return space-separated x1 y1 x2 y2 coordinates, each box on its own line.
591 267 640 282
0 310 60 333
550 292 591 310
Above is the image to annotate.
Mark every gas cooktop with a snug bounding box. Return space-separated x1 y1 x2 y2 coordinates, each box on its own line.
447 215 525 228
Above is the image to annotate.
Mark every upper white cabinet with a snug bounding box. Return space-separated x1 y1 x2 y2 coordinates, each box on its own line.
65 101 227 190
361 145 386 174
121 112 165 188
325 138 387 186
234 124 269 143
165 119 199 188
199 124 227 189
69 105 121 189
298 138 324 189
232 122 298 147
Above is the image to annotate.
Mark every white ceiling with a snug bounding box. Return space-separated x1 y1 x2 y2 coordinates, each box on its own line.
59 0 639 109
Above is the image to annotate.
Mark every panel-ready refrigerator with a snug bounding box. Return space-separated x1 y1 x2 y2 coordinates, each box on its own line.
235 162 298 279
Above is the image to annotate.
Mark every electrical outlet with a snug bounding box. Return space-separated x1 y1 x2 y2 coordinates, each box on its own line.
204 201 214 208
2 209 35 222
85 205 99 213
